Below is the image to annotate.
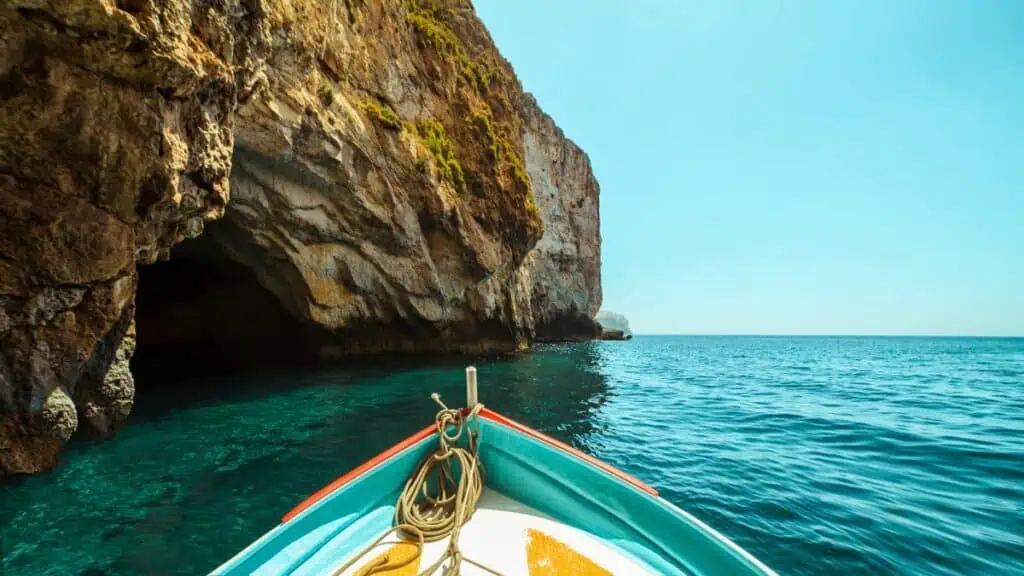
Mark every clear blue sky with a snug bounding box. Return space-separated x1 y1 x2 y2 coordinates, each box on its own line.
475 0 1023 336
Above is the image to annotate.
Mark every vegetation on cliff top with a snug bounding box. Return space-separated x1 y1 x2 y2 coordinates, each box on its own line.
404 0 540 238
406 1 462 55
405 1 509 97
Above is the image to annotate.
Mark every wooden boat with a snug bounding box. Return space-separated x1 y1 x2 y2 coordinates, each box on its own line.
214 368 776 575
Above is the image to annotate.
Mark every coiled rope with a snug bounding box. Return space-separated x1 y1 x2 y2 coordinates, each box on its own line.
331 395 501 576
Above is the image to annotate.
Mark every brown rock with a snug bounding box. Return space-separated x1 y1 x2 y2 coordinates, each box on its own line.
0 0 270 474
218 0 547 353
600 328 631 341
0 0 601 475
520 94 602 340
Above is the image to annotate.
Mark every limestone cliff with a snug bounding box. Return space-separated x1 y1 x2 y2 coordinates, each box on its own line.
596 311 631 336
596 311 632 341
0 0 601 474
520 94 601 341
0 0 270 474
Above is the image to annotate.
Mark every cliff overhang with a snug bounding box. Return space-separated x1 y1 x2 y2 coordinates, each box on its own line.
0 0 601 475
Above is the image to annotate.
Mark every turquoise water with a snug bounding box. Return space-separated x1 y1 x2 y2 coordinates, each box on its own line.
2 336 1022 575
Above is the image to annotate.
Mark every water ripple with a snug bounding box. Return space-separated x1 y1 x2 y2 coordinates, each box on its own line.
1 336 1022 575
589 336 1024 576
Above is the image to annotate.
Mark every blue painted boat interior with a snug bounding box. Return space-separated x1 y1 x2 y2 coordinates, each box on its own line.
213 418 772 575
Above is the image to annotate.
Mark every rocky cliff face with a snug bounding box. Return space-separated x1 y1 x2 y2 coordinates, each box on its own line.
0 0 270 474
0 0 600 474
520 94 601 341
596 311 631 335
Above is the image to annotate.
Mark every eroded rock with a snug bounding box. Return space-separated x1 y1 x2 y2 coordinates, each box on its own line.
520 94 602 341
596 311 632 341
0 0 271 474
0 0 601 475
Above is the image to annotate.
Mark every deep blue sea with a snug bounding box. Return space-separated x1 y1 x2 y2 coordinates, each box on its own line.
2 336 1022 575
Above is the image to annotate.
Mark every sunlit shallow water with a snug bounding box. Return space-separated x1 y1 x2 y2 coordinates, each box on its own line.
2 336 1022 575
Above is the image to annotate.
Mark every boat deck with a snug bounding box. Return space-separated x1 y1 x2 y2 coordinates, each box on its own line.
216 408 776 575
332 489 655 575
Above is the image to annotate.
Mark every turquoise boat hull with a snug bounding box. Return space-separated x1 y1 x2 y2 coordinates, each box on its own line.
213 408 775 575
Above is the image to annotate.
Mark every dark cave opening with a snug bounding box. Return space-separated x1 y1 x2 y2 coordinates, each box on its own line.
129 218 540 394
131 232 320 381
534 312 602 343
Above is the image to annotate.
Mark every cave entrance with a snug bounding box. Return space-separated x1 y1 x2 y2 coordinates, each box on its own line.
132 227 316 380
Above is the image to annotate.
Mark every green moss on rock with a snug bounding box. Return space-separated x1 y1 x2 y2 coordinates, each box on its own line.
416 119 464 185
318 85 335 106
362 99 403 131
406 1 463 58
404 0 543 246
467 108 530 192
344 0 362 24
404 1 501 99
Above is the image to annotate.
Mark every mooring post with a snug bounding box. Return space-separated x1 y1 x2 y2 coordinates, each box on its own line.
466 366 478 408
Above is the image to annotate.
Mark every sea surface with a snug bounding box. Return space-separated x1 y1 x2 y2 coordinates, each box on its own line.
2 336 1022 575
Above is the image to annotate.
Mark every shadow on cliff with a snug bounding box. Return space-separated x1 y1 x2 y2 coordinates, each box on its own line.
128 228 609 433
132 230 314 375
128 233 528 424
